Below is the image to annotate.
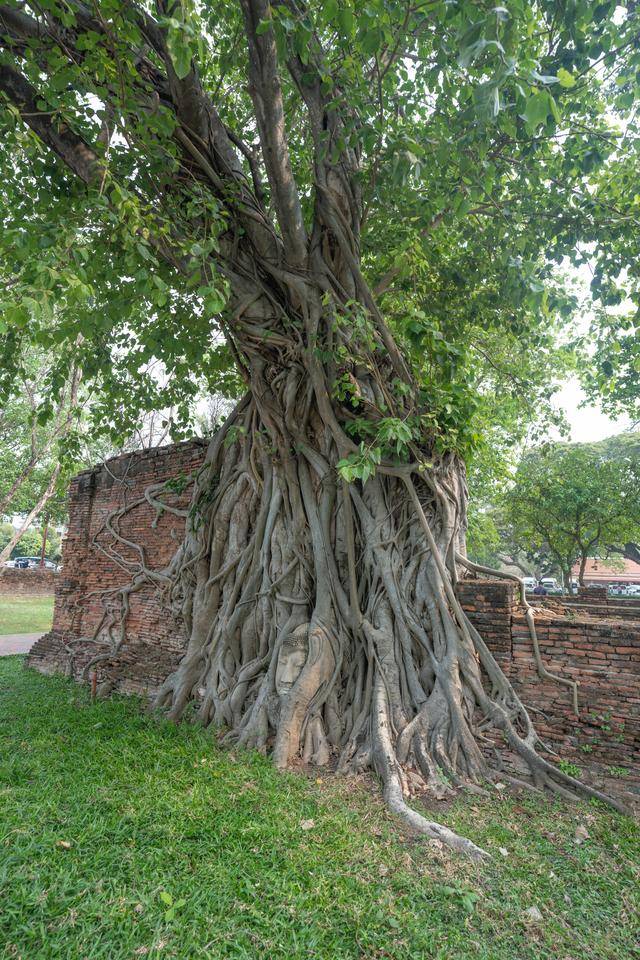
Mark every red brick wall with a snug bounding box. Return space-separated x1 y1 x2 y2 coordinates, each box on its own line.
0 567 57 597
509 612 639 766
459 579 639 767
454 578 516 662
28 439 208 693
543 595 640 621
27 442 640 770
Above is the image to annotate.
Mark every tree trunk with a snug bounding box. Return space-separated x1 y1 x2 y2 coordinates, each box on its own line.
137 364 623 854
578 553 588 587
76 267 624 855
0 465 60 571
0 0 626 856
39 516 49 568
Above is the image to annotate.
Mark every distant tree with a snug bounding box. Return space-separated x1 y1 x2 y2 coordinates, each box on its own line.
467 504 556 579
465 507 503 569
0 338 212 564
0 353 79 515
584 433 640 568
466 439 560 578
0 523 62 561
0 522 14 554
506 443 640 588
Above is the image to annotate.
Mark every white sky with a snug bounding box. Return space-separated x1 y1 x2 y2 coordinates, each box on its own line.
552 378 631 443
548 257 634 443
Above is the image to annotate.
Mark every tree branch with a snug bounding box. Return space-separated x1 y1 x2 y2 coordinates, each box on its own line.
0 62 100 184
239 0 307 265
0 463 61 570
142 0 209 142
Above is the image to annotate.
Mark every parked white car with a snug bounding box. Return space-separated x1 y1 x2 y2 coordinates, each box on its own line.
522 577 537 591
12 556 58 570
608 583 631 596
540 577 561 593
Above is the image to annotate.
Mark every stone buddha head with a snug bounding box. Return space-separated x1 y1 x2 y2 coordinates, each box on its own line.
275 623 309 699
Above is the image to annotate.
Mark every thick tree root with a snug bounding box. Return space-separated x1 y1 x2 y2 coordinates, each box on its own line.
84 391 629 858
372 680 490 859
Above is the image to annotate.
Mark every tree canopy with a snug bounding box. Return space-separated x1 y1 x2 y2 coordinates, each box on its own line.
504 438 640 585
0 520 62 560
1 0 638 456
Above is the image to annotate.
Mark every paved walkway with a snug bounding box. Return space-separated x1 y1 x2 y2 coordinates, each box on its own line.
0 633 43 656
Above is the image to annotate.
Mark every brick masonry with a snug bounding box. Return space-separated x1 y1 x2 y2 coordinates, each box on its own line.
0 567 58 597
27 439 207 695
454 578 518 663
510 609 638 765
541 594 640 622
27 441 639 770
459 578 639 769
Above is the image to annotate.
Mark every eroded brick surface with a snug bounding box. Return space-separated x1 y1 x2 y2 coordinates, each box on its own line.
27 440 207 695
0 568 57 596
459 579 639 771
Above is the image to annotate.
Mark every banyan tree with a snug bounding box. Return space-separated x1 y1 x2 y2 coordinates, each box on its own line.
1 0 637 855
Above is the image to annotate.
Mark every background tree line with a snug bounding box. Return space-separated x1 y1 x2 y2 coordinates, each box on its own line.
468 432 640 586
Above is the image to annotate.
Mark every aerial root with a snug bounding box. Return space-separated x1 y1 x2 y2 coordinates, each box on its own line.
372 681 490 860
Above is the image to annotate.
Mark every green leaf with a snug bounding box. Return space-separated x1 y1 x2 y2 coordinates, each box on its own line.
337 6 354 36
523 91 550 130
166 26 193 80
547 93 561 123
323 0 338 21
4 303 29 327
204 289 226 314
557 67 576 88
361 28 381 56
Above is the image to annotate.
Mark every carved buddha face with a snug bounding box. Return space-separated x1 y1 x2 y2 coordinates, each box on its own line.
275 625 309 698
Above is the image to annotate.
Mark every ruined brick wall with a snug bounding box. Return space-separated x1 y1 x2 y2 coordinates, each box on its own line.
460 578 639 768
0 568 57 597
545 595 640 622
510 612 639 766
27 442 639 769
578 585 608 602
27 439 208 694
454 578 516 662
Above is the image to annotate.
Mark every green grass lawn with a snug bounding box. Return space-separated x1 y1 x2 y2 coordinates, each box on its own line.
0 657 638 960
0 595 54 635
